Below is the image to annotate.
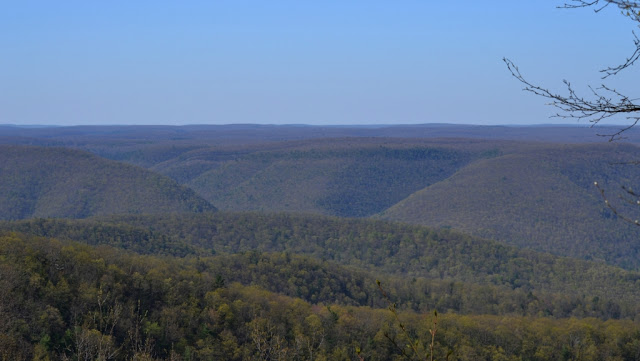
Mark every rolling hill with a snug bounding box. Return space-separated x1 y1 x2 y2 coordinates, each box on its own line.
143 138 640 270
380 143 640 269
2 126 640 270
3 125 640 359
3 230 640 361
0 145 216 220
151 138 505 217
2 124 637 172
3 212 640 320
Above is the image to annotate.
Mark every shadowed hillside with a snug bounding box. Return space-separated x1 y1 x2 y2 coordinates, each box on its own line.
0 145 216 220
149 138 640 270
3 127 640 270
152 138 504 217
3 125 640 359
380 143 640 269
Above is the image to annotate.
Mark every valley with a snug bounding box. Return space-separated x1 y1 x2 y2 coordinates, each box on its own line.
1 124 640 360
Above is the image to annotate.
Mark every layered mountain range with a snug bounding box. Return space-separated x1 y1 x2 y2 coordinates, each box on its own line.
3 124 640 360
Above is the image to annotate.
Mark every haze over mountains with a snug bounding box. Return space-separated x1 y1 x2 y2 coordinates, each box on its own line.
3 123 640 359
0 145 215 220
3 124 638 267
2 123 638 148
380 142 640 269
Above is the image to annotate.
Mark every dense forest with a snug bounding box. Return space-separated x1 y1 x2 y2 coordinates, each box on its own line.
3 127 640 269
3 232 640 361
0 145 215 220
2 125 640 360
4 213 640 319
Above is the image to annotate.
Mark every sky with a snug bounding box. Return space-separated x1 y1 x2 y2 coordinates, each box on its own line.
0 1 638 126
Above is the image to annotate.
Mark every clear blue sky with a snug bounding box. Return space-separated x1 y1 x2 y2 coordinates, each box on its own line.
0 1 637 126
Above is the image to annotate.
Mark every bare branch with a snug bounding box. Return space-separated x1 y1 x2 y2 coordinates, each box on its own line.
601 32 640 78
609 159 640 165
507 1 640 137
595 117 640 141
504 58 640 135
513 1 640 227
559 0 611 11
560 0 640 13
594 181 640 225
377 280 423 359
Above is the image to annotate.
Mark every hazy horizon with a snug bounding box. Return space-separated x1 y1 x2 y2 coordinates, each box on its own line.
0 122 620 129
2 2 637 126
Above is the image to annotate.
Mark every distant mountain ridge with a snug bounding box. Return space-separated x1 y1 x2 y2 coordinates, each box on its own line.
0 145 216 220
2 126 640 270
1 124 637 158
145 138 640 269
5 124 640 360
153 138 494 217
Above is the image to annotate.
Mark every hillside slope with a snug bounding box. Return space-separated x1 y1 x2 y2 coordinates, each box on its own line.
380 143 640 269
0 145 216 220
149 139 640 270
3 213 640 319
4 132 640 270
151 138 505 217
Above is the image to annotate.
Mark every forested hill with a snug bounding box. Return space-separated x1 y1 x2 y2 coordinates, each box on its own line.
4 212 640 319
1 124 638 148
0 145 216 220
4 125 640 360
379 142 640 269
148 139 640 270
155 138 496 217
3 231 640 360
3 126 640 270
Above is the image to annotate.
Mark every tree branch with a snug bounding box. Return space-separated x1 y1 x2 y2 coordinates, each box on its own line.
594 181 640 225
601 31 640 79
504 58 640 141
506 0 640 138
